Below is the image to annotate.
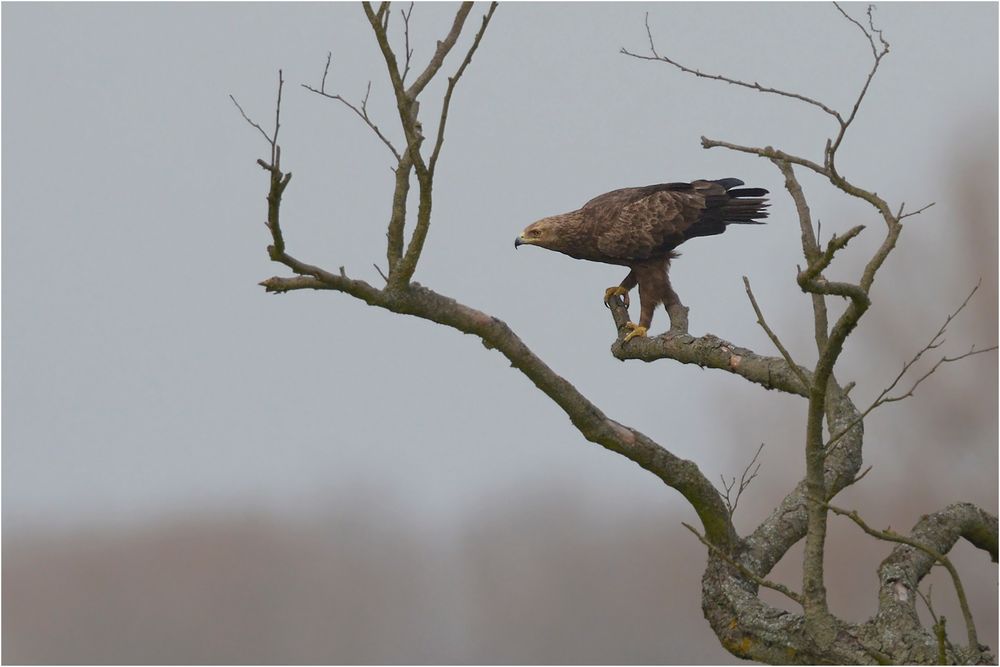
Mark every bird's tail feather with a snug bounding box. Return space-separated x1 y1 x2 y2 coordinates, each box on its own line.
722 181 769 225
723 198 769 224
691 178 770 235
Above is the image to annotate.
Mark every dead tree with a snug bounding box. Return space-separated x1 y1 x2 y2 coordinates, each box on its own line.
234 3 997 663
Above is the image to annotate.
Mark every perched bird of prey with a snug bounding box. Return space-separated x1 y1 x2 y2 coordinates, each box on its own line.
515 178 768 341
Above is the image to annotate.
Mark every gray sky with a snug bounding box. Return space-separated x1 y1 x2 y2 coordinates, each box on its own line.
3 0 996 595
3 3 997 662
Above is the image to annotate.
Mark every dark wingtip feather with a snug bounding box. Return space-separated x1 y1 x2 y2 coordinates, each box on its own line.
728 187 769 197
713 177 745 190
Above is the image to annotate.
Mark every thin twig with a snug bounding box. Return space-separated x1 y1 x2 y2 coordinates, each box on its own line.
915 583 935 620
400 2 415 83
271 70 284 166
849 465 873 486
899 201 936 220
230 95 274 146
743 277 810 392
320 51 332 92
682 522 802 605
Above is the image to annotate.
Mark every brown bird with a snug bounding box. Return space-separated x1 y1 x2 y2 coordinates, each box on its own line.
515 178 768 341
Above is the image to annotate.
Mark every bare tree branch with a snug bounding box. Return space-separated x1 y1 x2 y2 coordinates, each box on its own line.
622 13 843 122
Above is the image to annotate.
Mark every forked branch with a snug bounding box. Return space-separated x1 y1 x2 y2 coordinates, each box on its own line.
302 53 402 160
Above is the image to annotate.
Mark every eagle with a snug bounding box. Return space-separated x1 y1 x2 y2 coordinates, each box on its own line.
515 178 769 341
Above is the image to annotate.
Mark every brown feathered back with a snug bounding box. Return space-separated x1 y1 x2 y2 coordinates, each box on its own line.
525 179 768 266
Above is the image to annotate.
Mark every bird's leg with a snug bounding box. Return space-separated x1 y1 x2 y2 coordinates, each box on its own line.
663 281 689 335
623 277 658 342
604 270 637 309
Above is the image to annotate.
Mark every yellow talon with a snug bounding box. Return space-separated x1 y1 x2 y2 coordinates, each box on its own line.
604 286 630 308
623 322 648 342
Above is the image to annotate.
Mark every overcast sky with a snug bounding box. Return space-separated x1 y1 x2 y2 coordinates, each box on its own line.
3 1 996 543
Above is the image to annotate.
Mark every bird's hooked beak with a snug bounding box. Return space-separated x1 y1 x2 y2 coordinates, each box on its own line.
515 228 536 248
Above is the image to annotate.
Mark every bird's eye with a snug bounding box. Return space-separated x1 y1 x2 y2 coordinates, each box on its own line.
529 229 542 238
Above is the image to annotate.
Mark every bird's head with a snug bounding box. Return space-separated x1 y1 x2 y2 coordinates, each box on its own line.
515 216 561 250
